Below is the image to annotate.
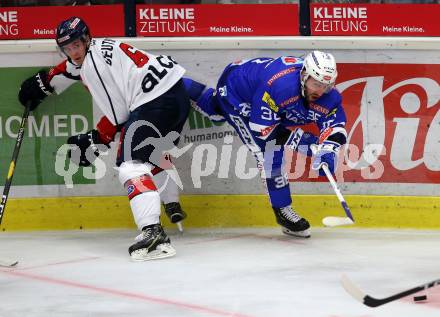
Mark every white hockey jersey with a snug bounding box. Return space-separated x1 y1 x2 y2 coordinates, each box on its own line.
47 38 186 126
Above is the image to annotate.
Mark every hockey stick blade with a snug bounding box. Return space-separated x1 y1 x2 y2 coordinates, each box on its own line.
322 216 354 227
341 274 440 307
310 145 355 227
0 259 18 268
321 165 355 226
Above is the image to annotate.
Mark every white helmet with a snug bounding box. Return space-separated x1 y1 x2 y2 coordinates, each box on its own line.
301 51 337 96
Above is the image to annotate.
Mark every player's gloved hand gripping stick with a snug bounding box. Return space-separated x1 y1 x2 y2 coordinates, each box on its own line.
320 164 354 226
311 144 355 227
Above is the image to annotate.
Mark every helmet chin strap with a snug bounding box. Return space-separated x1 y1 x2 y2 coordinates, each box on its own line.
300 71 308 98
68 57 81 67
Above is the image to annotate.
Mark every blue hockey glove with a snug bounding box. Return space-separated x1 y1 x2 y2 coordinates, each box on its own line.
311 141 340 176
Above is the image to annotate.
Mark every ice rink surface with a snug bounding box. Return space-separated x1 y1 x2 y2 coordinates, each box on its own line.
0 227 439 317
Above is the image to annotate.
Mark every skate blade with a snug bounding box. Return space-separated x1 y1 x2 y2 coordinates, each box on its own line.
130 243 176 261
176 221 184 233
282 227 311 238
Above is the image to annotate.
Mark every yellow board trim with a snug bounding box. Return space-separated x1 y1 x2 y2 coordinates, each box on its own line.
1 195 440 231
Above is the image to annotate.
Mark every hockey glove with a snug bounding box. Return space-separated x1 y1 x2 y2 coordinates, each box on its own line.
18 70 54 111
67 130 110 167
311 141 340 176
277 127 318 157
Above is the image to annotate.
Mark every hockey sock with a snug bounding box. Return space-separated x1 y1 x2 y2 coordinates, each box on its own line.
125 175 161 230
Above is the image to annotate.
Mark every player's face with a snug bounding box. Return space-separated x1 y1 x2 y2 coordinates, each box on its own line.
304 77 332 102
62 38 88 66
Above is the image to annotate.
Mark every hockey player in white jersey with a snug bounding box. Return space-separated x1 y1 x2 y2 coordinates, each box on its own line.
92 114 188 230
18 17 191 261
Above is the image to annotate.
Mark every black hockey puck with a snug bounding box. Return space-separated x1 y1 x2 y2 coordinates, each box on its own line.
413 295 427 302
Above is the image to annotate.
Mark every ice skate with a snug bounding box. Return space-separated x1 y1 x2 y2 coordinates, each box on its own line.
273 206 311 238
164 202 187 223
129 224 176 261
164 202 186 232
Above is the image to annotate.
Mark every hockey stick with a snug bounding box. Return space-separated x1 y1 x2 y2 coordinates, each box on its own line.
0 103 30 225
0 259 19 268
341 274 440 307
321 164 355 227
0 103 31 267
310 144 354 227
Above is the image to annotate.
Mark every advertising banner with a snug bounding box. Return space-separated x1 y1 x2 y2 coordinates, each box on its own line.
310 4 440 36
136 4 299 37
1 49 439 197
0 5 124 40
0 67 94 186
283 63 440 184
177 62 440 186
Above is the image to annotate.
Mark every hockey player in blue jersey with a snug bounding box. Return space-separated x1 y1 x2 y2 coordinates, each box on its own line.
184 51 347 238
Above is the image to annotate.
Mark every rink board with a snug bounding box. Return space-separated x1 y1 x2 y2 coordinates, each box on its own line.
1 37 440 231
1 194 440 231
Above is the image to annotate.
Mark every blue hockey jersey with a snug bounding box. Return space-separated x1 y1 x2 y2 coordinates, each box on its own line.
216 56 347 142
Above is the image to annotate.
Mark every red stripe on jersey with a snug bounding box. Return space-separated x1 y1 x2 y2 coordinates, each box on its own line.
126 175 157 200
47 60 68 83
151 166 163 175
319 127 334 143
116 127 125 161
96 116 117 144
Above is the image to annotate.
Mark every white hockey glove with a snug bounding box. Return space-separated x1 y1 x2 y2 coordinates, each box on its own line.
311 141 340 176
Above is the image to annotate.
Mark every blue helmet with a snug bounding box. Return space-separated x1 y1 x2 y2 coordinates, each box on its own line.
56 17 90 48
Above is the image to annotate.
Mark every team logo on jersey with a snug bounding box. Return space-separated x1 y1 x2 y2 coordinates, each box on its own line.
309 102 330 115
262 92 278 112
127 184 135 196
218 86 227 97
281 57 300 65
267 67 297 86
